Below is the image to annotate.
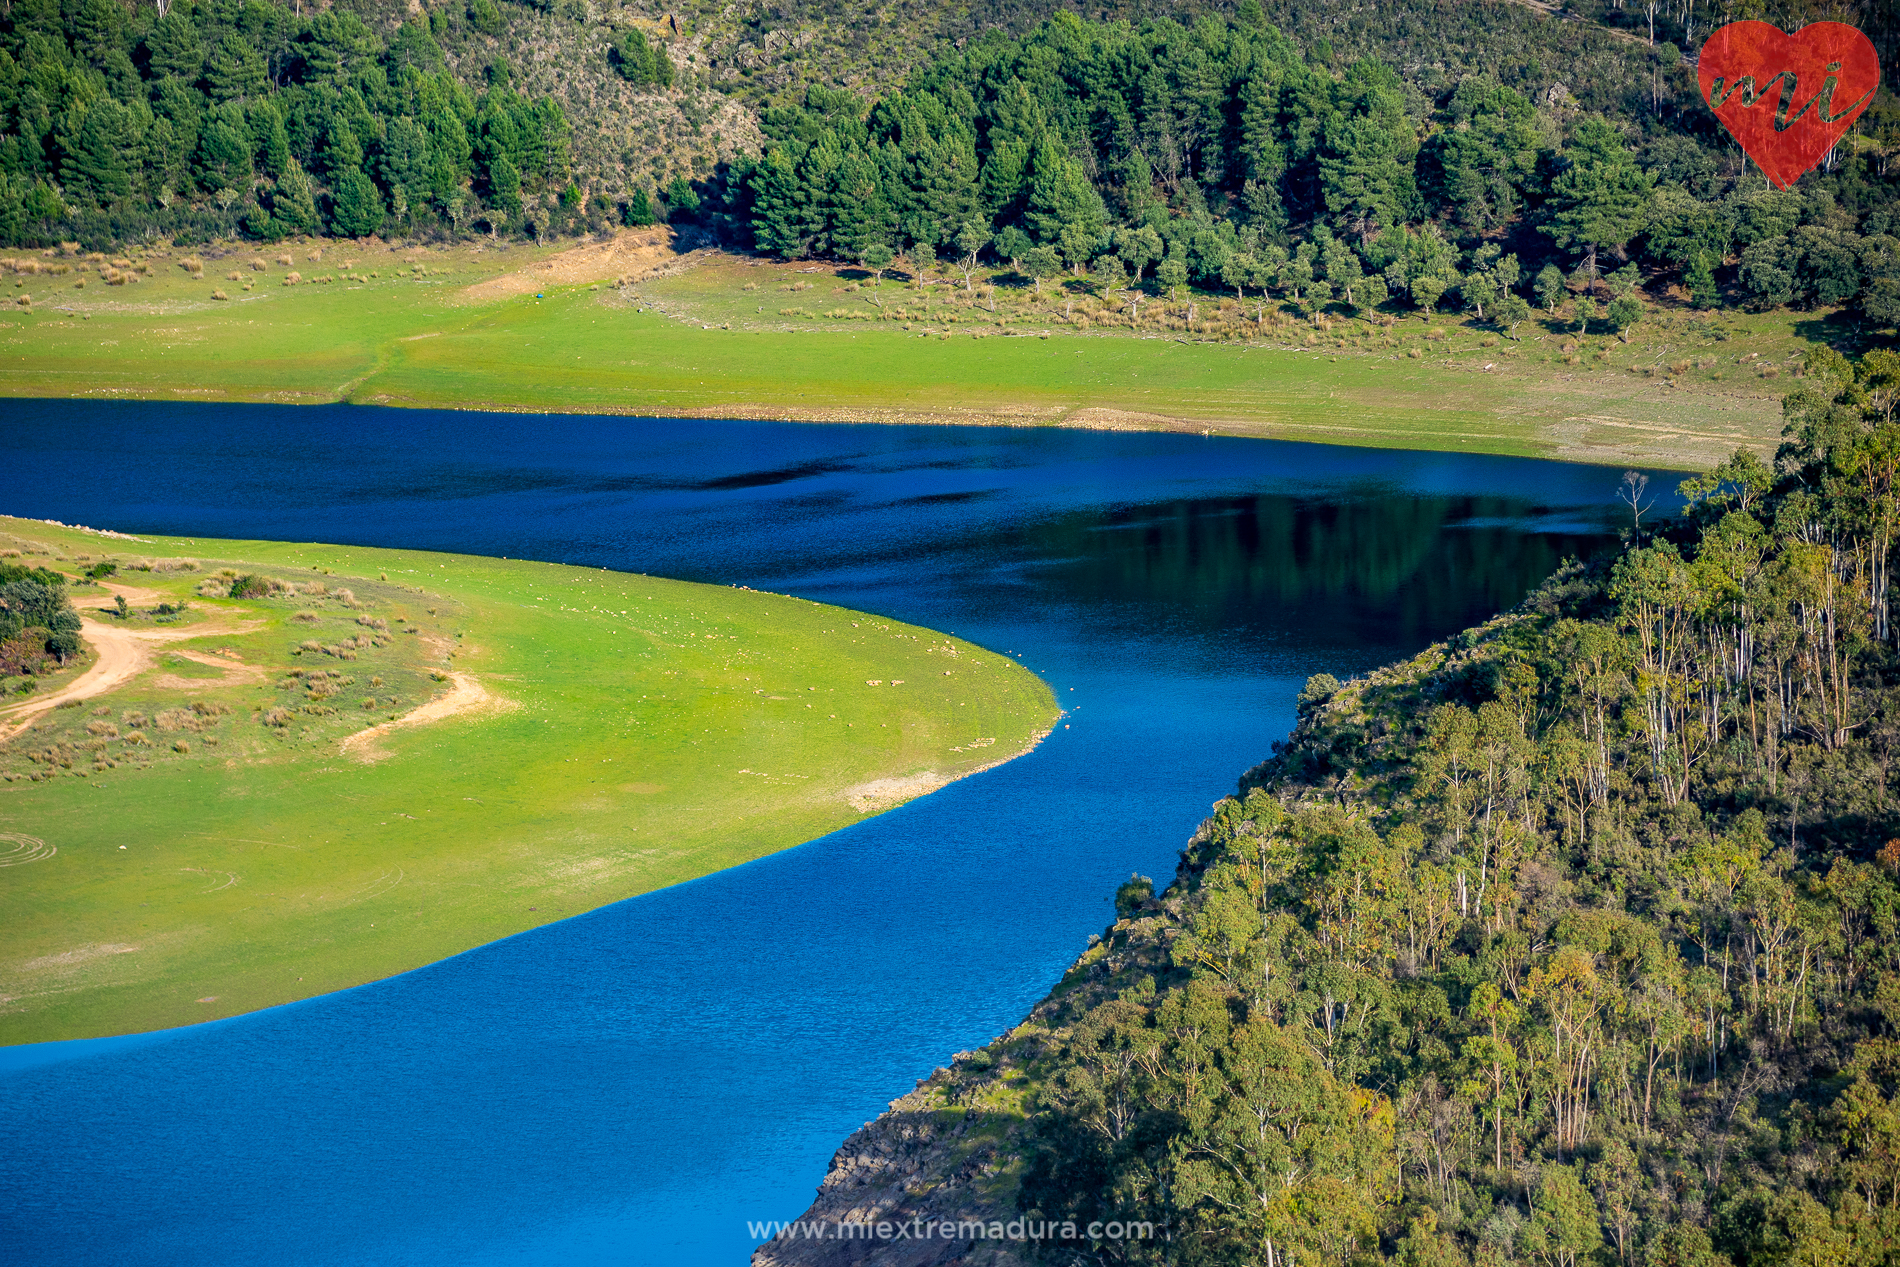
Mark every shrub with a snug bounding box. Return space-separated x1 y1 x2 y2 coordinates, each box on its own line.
229 574 271 599
123 729 148 745
155 708 197 732
121 710 148 727
211 289 229 301
260 707 291 727
172 740 190 753
85 561 116 579
1297 672 1341 712
1114 873 1155 918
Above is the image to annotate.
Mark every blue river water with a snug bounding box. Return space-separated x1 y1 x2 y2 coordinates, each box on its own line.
0 403 1674 1265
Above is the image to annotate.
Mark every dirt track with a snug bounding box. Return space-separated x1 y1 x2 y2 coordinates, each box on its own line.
0 583 264 743
340 671 511 761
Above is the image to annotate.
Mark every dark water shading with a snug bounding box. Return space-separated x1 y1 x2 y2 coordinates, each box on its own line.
0 402 1679 1265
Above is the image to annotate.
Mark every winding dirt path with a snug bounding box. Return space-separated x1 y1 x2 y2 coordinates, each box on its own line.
0 615 263 743
340 671 512 762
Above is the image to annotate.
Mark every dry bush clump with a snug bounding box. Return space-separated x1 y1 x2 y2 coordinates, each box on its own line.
226 271 242 281
291 611 320 624
211 290 229 301
179 257 204 277
172 740 190 754
123 730 149 746
190 700 230 717
121 710 148 728
356 616 388 631
276 254 292 266
299 639 323 652
155 708 199 732
260 707 292 727
196 579 227 597
250 258 267 271
85 720 119 738
283 272 301 286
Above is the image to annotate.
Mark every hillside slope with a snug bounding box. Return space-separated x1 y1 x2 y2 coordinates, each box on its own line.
756 349 1900 1265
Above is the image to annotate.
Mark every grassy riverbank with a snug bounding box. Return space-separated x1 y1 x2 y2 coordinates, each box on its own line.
0 516 1057 1045
0 234 1836 470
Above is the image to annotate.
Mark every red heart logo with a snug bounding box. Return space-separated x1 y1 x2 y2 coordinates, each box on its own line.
1698 21 1881 189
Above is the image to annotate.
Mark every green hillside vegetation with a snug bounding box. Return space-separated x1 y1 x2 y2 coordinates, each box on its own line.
0 517 1056 1044
818 347 1900 1263
735 11 1898 346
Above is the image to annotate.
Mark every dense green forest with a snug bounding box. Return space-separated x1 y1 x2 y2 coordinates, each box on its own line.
0 0 696 245
738 8 1900 329
958 344 1900 1264
5 0 1898 339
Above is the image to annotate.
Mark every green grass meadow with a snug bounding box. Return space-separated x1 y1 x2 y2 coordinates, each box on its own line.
0 518 1057 1044
0 237 1817 470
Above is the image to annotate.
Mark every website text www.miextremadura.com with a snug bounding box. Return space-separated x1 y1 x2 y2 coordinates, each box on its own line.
749 1216 1161 1243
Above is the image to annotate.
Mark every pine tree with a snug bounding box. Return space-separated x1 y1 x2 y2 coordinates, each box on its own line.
248 102 291 180
329 168 385 238
623 187 654 227
1023 133 1104 247
1687 251 1719 309
145 12 204 81
485 152 521 217
205 34 267 104
271 158 320 236
192 104 253 193
61 97 136 206
1541 119 1654 279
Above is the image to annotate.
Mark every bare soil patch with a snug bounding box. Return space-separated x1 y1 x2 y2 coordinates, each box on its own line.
458 228 689 304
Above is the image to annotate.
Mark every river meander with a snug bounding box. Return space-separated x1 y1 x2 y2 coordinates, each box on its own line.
0 403 1674 1264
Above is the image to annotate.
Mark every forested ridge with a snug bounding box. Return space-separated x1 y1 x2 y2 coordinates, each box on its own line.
754 344 1900 1267
6 0 1900 348
738 7 1900 336
909 344 1900 1266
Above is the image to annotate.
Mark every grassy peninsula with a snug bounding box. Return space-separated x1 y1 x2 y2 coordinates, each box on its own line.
0 516 1056 1045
